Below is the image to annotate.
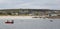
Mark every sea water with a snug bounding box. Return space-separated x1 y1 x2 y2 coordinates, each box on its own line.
0 18 60 29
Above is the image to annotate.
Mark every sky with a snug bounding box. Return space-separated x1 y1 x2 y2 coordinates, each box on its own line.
0 0 60 9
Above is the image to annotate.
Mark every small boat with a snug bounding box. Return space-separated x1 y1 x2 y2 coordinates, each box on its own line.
5 20 14 24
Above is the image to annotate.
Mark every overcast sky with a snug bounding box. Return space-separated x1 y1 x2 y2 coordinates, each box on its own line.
0 0 60 9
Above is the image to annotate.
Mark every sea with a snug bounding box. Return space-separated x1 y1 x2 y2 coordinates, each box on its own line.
0 18 60 29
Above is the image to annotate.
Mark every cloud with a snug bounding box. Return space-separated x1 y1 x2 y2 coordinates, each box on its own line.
0 0 60 9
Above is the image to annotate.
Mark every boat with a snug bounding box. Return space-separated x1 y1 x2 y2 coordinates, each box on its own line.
5 20 14 24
